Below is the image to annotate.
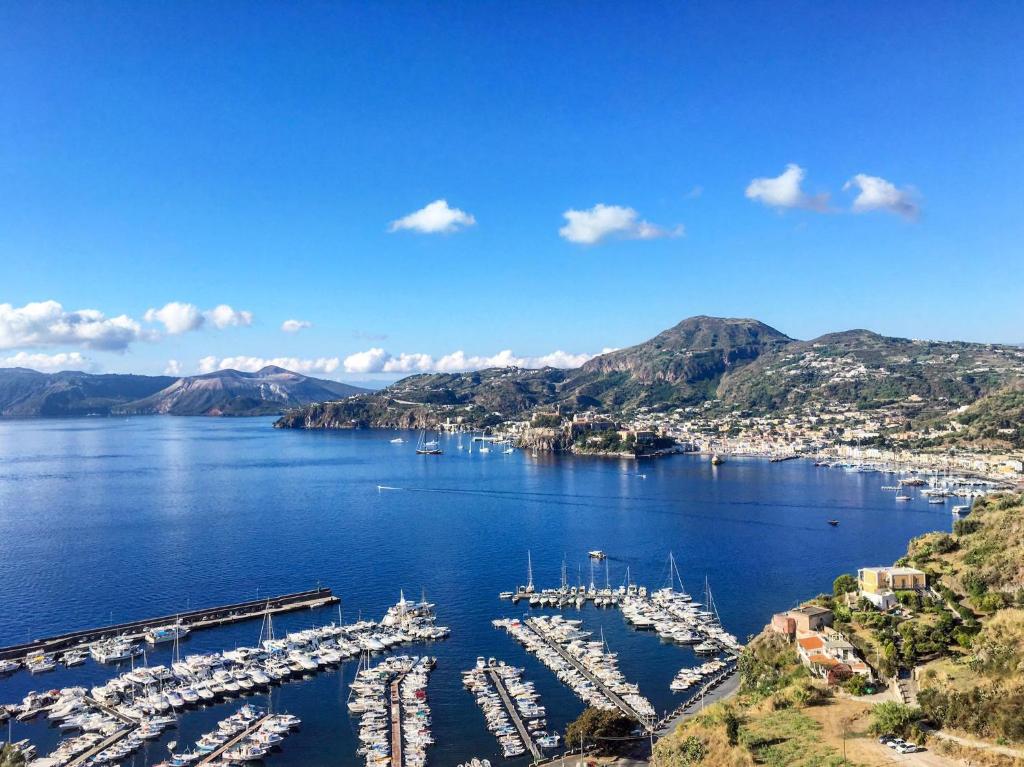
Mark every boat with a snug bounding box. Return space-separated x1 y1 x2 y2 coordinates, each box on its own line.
0 659 20 674
415 430 442 455
146 623 190 644
711 453 723 465
390 437 405 444
827 519 839 526
588 550 606 560
952 504 970 515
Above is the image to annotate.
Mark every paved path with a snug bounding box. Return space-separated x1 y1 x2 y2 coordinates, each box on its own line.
655 669 739 736
487 668 542 761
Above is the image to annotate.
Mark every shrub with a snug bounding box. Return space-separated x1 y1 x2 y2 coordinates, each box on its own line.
869 702 924 739
833 574 858 597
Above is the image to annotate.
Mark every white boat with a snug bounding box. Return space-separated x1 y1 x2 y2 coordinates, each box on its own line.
390 437 405 444
0 659 20 674
146 623 190 644
588 550 606 560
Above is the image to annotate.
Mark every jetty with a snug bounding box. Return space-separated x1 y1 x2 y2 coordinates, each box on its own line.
390 674 405 767
66 725 135 767
487 667 542 761
0 587 338 661
198 714 272 764
534 627 643 722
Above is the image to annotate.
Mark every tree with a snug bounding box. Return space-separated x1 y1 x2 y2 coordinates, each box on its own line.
565 707 635 755
869 702 924 739
0 745 26 767
833 574 858 597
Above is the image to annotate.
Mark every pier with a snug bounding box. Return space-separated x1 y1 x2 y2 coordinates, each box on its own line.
0 587 338 661
486 667 542 761
526 621 645 724
198 714 272 765
66 725 135 767
390 673 406 767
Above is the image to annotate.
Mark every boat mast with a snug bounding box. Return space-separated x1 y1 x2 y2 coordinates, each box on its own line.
526 551 534 593
604 559 610 590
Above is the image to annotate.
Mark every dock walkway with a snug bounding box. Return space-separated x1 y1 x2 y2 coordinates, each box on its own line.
486 668 542 761
198 715 271 764
527 621 644 724
0 587 338 661
64 699 140 766
66 725 134 767
390 675 405 767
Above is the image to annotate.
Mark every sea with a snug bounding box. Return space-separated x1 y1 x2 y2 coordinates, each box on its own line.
0 417 957 765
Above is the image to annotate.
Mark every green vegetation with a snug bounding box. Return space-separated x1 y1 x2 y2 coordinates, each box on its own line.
0 745 26 767
564 707 635 755
868 701 925 740
833 573 858 597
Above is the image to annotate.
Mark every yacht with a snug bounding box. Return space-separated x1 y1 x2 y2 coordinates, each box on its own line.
146 623 190 644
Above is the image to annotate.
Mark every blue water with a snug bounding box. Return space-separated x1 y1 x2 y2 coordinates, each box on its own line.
0 418 955 764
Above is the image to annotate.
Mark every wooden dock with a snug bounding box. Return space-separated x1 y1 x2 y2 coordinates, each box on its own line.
486 668 542 761
0 587 338 661
198 715 271 764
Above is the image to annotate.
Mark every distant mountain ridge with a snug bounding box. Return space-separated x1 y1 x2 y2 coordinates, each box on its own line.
0 366 368 417
274 316 1024 433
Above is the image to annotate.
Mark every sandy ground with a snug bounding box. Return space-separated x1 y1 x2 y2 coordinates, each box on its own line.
803 696 966 767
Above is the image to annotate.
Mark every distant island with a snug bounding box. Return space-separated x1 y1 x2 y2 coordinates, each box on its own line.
0 365 369 417
274 316 1024 468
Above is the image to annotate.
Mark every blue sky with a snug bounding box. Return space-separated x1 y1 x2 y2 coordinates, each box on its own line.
1 1 1022 381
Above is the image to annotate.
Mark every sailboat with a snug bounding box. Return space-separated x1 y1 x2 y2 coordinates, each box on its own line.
415 429 442 455
522 551 535 594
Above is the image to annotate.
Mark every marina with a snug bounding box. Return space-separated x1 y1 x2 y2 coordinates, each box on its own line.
0 419 970 766
5 593 448 767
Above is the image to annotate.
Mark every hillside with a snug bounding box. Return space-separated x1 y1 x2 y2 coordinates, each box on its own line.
114 366 367 416
655 493 1024 767
0 368 175 416
276 316 1024 436
0 366 367 417
716 329 1022 415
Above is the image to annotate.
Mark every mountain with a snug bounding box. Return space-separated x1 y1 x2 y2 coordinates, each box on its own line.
0 366 368 417
274 316 1024 432
0 368 176 417
275 316 797 429
564 316 793 409
114 366 367 416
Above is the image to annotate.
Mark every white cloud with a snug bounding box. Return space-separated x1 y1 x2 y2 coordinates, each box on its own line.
388 199 476 234
0 351 94 373
144 302 204 334
164 359 183 376
281 319 312 333
745 164 829 211
197 355 341 376
343 347 604 375
0 300 148 351
144 302 253 334
206 304 253 329
558 204 683 245
844 173 920 219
